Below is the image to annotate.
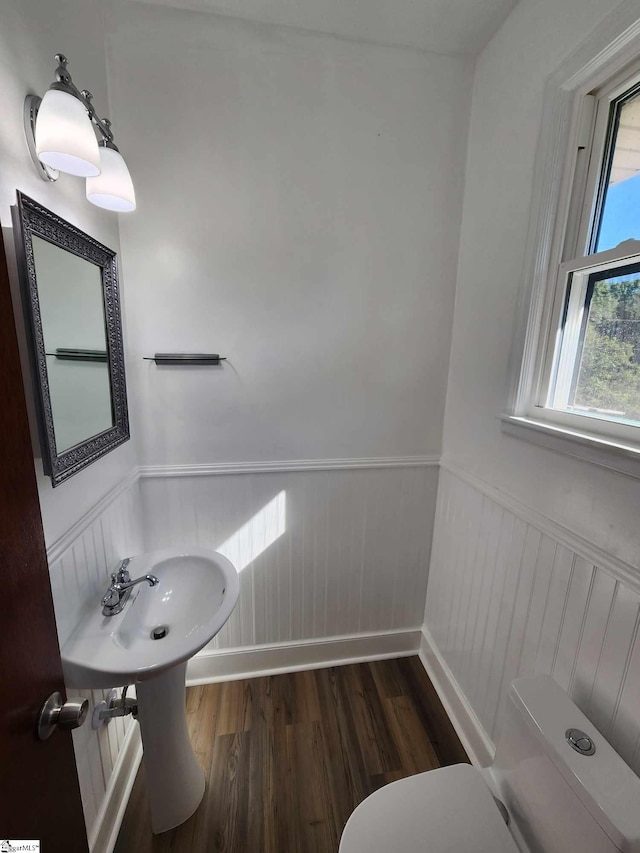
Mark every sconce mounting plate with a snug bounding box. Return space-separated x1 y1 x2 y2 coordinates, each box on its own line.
24 94 59 183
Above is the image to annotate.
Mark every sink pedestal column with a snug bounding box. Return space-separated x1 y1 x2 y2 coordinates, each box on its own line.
136 662 205 834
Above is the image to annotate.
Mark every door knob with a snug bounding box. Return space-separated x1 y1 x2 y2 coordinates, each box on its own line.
37 691 89 741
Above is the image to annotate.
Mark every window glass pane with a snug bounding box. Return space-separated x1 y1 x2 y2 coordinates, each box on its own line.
594 90 640 253
569 265 640 424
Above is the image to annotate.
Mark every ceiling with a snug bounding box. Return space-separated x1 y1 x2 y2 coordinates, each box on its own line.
130 0 518 56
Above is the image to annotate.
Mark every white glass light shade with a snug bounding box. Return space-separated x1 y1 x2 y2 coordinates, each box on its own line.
86 147 136 212
35 88 101 177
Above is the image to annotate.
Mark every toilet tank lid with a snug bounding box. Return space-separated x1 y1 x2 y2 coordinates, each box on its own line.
509 675 640 852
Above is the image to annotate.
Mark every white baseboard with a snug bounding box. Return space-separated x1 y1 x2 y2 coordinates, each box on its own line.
89 722 143 853
187 629 421 685
418 625 495 768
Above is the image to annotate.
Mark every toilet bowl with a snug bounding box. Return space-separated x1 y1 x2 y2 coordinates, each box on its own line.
339 675 640 853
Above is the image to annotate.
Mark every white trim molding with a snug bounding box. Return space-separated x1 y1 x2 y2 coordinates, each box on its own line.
139 455 440 479
440 456 640 596
501 414 640 481
419 626 494 768
45 455 439 564
186 629 421 685
89 723 142 853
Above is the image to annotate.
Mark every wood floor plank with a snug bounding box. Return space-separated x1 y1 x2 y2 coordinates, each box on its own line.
313 667 370 829
205 732 251 852
369 770 406 791
286 721 338 852
187 683 220 767
395 656 469 766
247 719 270 852
115 657 468 853
213 680 252 736
369 658 406 699
383 694 440 773
287 668 322 723
337 664 401 775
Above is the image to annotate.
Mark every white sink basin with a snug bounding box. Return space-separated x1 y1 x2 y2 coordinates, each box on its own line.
62 548 239 689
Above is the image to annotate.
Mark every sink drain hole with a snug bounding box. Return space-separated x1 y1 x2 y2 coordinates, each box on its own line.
151 625 169 640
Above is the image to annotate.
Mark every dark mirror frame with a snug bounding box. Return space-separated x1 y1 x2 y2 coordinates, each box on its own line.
12 192 129 487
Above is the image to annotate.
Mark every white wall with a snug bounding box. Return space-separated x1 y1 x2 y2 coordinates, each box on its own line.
105 0 472 466
101 0 472 703
424 0 640 761
438 0 640 564
0 0 138 546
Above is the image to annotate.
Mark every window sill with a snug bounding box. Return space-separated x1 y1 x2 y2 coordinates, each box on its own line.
500 414 640 479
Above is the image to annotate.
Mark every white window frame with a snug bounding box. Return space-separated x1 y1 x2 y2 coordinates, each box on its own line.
503 3 640 478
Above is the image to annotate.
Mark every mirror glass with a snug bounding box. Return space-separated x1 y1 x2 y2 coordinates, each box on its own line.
32 236 114 452
14 193 129 487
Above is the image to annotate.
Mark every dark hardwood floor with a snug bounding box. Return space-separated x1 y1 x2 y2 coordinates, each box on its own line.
115 656 468 853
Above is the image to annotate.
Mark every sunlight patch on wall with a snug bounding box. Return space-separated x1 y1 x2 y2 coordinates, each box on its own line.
216 490 286 572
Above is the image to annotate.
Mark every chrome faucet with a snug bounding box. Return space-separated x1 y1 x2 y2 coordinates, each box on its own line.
101 558 159 616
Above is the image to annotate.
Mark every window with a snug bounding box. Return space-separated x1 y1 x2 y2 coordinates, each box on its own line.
508 28 640 470
542 69 640 436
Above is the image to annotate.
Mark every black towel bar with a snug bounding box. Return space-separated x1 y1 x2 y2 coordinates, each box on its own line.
143 353 227 365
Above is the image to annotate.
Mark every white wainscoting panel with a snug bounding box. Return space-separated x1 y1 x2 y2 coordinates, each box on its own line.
140 464 438 654
425 465 640 774
45 459 436 848
47 474 144 850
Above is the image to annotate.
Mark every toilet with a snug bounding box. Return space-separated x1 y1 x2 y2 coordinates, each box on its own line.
339 674 640 852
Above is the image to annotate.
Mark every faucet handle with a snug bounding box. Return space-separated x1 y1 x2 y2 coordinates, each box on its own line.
114 559 131 584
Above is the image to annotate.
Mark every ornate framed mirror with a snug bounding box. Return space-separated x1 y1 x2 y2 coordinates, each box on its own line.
13 192 129 486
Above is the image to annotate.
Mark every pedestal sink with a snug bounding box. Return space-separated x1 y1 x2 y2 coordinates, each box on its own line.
61 548 239 833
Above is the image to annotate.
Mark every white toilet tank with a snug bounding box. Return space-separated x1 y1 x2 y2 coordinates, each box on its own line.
491 675 640 853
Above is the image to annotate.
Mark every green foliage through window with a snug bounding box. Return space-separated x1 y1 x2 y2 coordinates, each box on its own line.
572 277 640 422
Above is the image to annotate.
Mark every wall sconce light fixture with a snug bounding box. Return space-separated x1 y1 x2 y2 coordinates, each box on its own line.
24 54 136 212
